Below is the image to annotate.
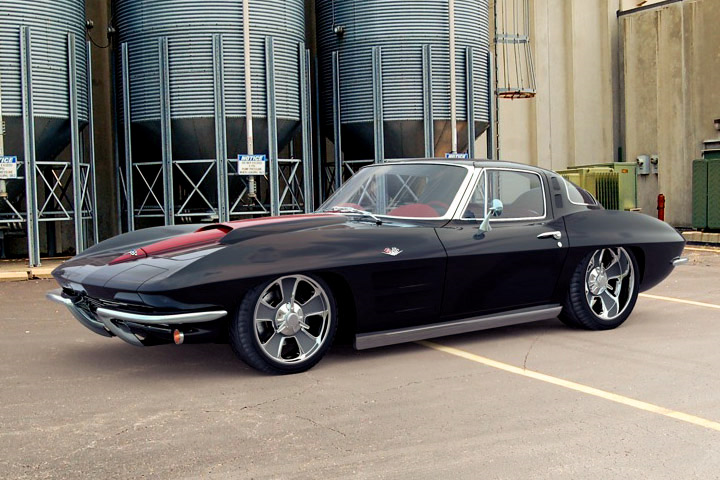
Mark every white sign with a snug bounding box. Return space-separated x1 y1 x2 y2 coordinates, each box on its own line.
445 152 470 159
238 154 267 175
0 156 18 180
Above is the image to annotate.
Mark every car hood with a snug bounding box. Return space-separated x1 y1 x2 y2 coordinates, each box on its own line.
52 214 348 295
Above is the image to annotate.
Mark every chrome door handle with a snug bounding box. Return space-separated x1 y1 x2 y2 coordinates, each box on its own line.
537 231 562 240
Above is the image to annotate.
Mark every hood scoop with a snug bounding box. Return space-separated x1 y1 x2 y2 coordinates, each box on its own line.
109 225 232 265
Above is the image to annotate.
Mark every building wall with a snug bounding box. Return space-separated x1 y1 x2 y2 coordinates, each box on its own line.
478 0 718 227
478 0 620 173
621 0 720 226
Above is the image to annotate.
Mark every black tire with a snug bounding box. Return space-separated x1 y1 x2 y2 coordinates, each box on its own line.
559 247 640 331
229 274 338 374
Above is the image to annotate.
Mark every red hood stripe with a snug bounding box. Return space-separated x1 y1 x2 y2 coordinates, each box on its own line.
109 214 333 265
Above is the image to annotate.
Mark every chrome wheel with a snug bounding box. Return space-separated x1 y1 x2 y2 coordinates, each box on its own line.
253 275 332 365
584 247 635 321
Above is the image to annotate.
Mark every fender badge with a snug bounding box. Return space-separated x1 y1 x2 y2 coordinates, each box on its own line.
382 247 403 257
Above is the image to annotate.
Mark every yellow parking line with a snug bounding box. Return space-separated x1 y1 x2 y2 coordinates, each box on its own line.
639 293 720 310
419 340 720 432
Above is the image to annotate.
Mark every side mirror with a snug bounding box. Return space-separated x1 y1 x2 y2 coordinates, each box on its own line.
478 199 503 233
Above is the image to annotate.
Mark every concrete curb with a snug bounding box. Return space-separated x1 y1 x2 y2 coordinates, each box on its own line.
682 231 720 245
0 271 31 282
0 268 54 282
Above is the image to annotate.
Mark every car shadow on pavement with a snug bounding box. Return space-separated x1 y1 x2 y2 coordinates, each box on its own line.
56 318 567 379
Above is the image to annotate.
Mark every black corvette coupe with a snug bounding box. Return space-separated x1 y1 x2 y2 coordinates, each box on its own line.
48 160 686 374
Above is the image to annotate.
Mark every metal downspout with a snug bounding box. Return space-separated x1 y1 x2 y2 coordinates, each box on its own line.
242 0 257 199
449 0 458 154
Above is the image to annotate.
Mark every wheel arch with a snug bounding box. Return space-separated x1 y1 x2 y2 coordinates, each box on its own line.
314 271 358 341
627 246 646 286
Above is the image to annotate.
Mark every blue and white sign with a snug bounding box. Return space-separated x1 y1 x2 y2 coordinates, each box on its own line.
238 154 267 175
445 152 470 159
0 156 18 180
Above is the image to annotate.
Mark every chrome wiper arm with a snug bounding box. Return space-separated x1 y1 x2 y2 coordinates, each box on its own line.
324 206 383 225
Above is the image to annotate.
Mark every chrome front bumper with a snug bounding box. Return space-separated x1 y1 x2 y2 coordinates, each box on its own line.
47 289 227 347
672 257 689 267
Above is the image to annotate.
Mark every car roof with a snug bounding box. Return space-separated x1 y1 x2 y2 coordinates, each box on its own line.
383 158 554 175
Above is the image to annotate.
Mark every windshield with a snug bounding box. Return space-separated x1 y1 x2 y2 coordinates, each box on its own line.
320 163 470 218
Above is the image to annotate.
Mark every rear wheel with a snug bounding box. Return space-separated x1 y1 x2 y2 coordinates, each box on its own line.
230 274 337 374
560 247 639 330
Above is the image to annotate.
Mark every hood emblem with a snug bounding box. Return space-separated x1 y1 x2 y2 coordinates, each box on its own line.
382 247 403 257
128 249 138 256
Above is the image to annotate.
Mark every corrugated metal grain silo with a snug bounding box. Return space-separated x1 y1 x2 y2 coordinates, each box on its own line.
0 0 93 265
0 0 88 162
317 0 490 160
115 0 305 161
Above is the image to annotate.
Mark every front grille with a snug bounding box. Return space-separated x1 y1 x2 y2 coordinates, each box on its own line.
74 295 154 314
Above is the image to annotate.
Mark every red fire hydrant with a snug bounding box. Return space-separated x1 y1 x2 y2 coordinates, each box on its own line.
657 194 665 221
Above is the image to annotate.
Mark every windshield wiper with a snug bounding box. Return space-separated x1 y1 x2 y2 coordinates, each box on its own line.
323 206 383 225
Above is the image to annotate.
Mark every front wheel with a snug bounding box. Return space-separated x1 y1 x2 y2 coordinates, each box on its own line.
560 247 639 330
230 274 337 374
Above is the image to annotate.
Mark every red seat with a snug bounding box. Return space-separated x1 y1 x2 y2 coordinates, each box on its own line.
388 204 438 218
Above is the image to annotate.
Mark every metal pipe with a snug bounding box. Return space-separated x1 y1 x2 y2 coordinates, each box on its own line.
213 34 229 223
492 2 500 159
331 51 342 190
68 33 84 253
449 0 458 154
159 37 174 225
313 56 324 204
487 50 497 160
265 37 280 217
466 47 476 159
242 0 257 198
121 43 135 231
21 27 41 267
372 46 384 164
86 41 99 245
0 64 6 198
110 36 123 234
300 46 314 213
422 45 434 158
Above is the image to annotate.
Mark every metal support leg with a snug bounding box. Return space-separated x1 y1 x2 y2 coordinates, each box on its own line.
159 37 174 225
372 47 385 164
313 57 325 203
300 46 314 213
69 33 84 253
487 50 497 160
20 27 40 267
213 34 229 223
266 37 280 217
331 51 342 189
86 41 99 245
422 45 434 158
121 43 135 230
466 47 476 160
110 44 123 234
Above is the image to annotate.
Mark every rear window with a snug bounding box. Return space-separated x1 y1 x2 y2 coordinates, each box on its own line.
562 178 598 206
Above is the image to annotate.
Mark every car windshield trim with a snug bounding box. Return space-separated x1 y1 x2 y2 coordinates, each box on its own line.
455 167 549 222
319 162 475 221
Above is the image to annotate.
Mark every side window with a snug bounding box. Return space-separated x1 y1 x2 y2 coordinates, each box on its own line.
488 170 545 219
463 169 545 220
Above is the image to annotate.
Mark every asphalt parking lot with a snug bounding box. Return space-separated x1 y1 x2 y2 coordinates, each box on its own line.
1 247 719 479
